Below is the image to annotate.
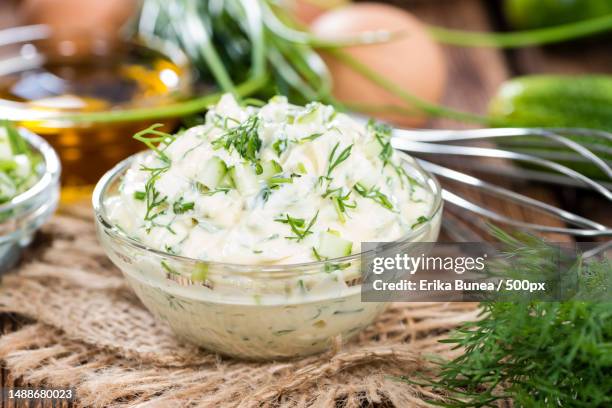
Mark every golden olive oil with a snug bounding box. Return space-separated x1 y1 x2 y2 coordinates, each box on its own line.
0 39 189 202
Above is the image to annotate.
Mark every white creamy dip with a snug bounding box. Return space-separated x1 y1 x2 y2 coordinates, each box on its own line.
107 95 434 265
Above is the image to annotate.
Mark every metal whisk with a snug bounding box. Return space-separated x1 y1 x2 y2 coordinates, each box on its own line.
390 127 612 239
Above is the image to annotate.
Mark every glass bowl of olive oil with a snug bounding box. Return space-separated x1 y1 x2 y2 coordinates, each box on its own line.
0 25 193 202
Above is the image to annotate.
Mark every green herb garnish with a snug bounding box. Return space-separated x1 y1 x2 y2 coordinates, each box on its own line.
323 187 356 223
298 132 323 143
0 121 39 205
133 124 176 164
326 142 353 178
406 228 612 407
212 115 261 166
161 260 179 275
411 216 429 229
275 211 319 242
133 191 146 201
353 182 394 211
138 165 169 226
272 138 288 157
196 182 231 196
173 197 195 214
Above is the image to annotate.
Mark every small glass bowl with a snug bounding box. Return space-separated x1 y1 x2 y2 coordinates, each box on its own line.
93 151 442 360
0 128 61 272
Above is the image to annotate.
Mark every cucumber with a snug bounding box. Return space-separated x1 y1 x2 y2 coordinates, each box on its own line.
197 156 227 189
257 160 283 181
489 75 612 179
229 163 259 195
296 103 321 124
316 231 353 259
364 139 383 159
0 172 16 202
504 0 612 30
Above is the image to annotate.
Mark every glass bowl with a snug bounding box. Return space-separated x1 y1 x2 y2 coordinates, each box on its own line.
93 151 443 360
0 127 61 273
0 24 193 201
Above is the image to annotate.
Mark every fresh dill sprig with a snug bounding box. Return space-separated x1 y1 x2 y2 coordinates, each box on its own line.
323 187 356 223
353 182 394 211
196 182 230 196
367 119 393 168
139 164 169 225
367 119 422 197
272 138 288 157
275 211 319 242
211 115 262 166
298 132 323 143
318 142 353 185
161 260 179 276
172 197 195 214
403 228 612 407
326 142 353 178
312 247 351 272
133 124 176 163
411 216 429 229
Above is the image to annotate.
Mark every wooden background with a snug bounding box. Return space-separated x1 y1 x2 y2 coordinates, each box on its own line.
0 0 610 406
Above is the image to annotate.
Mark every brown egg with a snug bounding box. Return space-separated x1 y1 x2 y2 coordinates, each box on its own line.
20 0 137 37
311 3 447 127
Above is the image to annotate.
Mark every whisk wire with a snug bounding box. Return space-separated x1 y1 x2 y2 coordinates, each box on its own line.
392 127 612 237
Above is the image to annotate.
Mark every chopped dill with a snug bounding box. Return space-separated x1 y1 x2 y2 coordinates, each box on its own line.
173 197 195 214
139 164 169 224
319 142 353 185
275 211 319 242
353 182 394 211
161 260 179 275
324 262 351 273
272 138 288 156
298 132 323 143
211 115 261 166
367 119 422 197
133 124 176 164
312 247 323 261
196 182 231 196
326 142 353 178
411 216 429 229
323 187 357 223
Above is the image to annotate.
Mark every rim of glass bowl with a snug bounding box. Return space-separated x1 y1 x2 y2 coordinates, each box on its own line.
0 24 192 122
0 127 61 218
93 149 443 275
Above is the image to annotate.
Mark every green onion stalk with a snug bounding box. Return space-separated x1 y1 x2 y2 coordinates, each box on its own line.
61 1 612 127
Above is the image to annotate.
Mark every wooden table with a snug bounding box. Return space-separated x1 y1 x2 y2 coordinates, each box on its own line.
0 0 610 406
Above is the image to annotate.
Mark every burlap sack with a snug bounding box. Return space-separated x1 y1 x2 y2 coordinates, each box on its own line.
0 208 480 407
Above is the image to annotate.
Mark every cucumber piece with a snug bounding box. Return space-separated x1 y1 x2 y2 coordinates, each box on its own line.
316 231 353 259
364 139 383 159
0 133 12 161
229 163 259 195
296 103 321 124
191 263 208 282
257 160 283 181
296 162 308 175
197 156 227 189
0 172 16 202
